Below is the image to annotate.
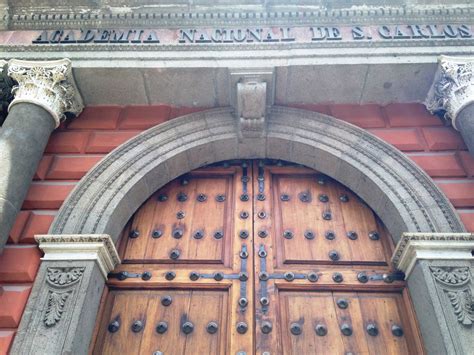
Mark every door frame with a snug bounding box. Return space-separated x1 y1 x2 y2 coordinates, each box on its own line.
15 106 467 353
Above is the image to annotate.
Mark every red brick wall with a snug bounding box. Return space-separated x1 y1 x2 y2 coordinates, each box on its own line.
0 103 473 352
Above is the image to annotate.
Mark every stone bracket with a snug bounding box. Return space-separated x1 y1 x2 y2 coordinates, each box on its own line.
35 234 121 279
392 232 474 278
229 68 275 139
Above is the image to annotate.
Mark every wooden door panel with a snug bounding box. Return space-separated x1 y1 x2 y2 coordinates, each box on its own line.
95 160 423 355
278 290 415 355
123 169 236 266
95 289 229 355
270 167 388 266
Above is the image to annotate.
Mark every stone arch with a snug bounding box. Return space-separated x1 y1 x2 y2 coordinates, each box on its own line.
50 106 466 244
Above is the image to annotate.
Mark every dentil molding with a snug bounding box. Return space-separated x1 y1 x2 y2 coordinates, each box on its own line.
7 58 84 127
425 55 474 129
35 234 121 278
392 232 474 277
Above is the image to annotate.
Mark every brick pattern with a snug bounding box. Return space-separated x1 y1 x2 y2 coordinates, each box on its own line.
1 103 473 352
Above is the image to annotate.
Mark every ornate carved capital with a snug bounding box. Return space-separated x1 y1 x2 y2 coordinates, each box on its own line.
7 59 84 127
425 56 474 129
0 60 13 124
392 233 474 277
35 234 120 278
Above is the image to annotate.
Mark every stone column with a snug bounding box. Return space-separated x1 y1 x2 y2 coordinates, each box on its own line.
392 233 474 355
425 56 474 155
11 234 120 355
0 59 83 250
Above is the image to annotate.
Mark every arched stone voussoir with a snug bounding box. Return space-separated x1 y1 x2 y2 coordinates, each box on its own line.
50 106 465 245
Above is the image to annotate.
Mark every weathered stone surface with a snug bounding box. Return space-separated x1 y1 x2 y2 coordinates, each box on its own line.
457 104 474 155
11 260 105 355
50 106 465 243
408 260 474 355
11 234 119 354
0 103 55 250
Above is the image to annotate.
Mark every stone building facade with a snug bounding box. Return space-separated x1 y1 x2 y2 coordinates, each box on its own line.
0 0 473 354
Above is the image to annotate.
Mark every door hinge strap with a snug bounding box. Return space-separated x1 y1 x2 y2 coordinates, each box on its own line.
108 271 152 281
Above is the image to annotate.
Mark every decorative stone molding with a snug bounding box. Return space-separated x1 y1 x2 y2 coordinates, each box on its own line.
7 58 84 127
392 232 474 277
5 5 474 30
50 107 464 245
36 234 120 278
425 56 474 129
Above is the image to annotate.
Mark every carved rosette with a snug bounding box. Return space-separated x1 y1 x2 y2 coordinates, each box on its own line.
43 267 85 327
425 56 474 129
7 59 84 127
430 267 474 327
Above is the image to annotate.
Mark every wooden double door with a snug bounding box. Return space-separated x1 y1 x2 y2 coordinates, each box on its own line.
93 160 424 355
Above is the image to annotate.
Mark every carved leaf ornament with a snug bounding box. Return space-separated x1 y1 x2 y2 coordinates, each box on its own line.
43 267 85 327
447 290 474 326
47 267 85 287
44 291 70 327
430 267 474 327
431 267 470 286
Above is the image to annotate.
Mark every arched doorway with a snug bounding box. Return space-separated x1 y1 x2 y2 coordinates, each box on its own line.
92 160 424 354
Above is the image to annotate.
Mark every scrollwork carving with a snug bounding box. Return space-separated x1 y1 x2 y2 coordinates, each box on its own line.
430 266 474 327
7 59 83 127
44 291 71 327
47 267 85 287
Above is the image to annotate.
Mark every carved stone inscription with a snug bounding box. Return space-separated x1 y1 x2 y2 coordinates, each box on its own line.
30 24 473 45
430 267 474 327
43 267 85 327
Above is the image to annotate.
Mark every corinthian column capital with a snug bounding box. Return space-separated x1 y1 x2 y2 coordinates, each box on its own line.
425 56 474 130
7 58 84 127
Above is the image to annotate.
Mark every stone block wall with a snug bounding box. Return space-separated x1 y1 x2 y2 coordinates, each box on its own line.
0 103 473 353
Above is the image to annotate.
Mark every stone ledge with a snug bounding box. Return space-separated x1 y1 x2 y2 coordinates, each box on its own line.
35 234 120 278
392 232 474 277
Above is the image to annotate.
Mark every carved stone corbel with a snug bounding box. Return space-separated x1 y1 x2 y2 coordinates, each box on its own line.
425 56 474 155
229 68 274 139
7 58 84 127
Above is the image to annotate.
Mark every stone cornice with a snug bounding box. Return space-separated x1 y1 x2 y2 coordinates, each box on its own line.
35 234 121 278
7 59 84 127
4 6 474 30
425 55 474 129
392 233 474 277
2 37 474 55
